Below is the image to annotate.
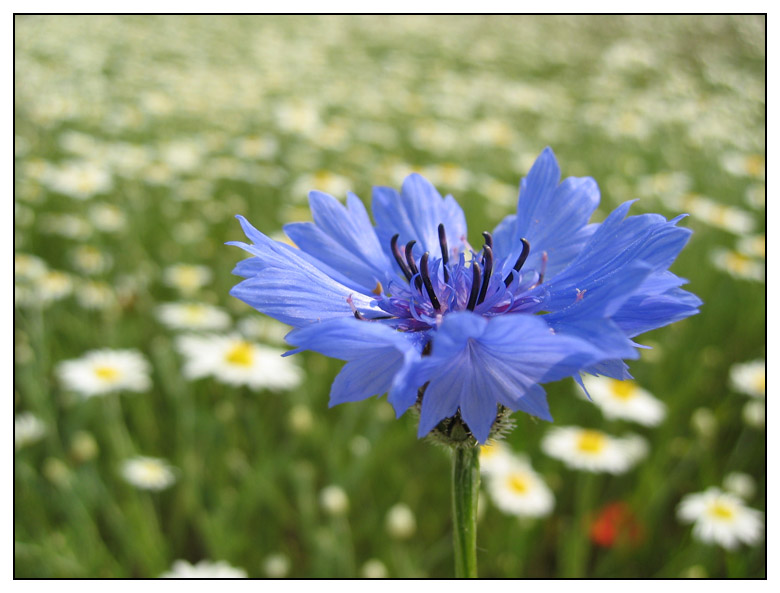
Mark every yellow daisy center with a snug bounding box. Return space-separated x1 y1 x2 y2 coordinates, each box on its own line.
183 304 206 323
176 269 200 289
507 473 529 495
753 374 765 396
745 154 764 177
140 461 165 480
708 501 735 521
480 444 499 459
725 252 750 273
94 365 120 382
610 380 638 401
576 430 606 454
225 341 254 367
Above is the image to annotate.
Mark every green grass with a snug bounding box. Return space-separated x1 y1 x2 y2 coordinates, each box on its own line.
14 15 765 578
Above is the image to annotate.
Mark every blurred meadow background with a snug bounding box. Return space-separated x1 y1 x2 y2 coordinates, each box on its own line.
14 15 765 578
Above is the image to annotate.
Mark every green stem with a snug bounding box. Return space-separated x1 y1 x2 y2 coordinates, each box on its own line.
452 445 480 578
562 471 597 577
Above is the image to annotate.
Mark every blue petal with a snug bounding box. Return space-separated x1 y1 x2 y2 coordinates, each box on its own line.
285 316 416 360
284 191 394 293
372 173 468 264
493 147 600 278
394 311 601 443
228 217 383 327
285 317 420 407
543 203 692 313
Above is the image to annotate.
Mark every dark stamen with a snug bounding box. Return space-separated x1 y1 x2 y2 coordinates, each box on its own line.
466 261 482 311
481 231 493 252
405 241 422 291
438 223 450 283
420 252 441 311
477 245 493 305
390 234 413 281
503 238 531 287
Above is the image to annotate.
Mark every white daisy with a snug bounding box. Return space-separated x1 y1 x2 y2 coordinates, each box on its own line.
75 280 117 311
57 349 152 397
262 553 291 578
486 456 554 518
69 245 113 276
156 302 231 331
15 412 46 449
478 441 515 476
162 264 212 295
175 334 302 390
121 456 177 491
46 160 113 199
541 427 648 474
677 487 763 549
729 359 765 398
160 559 246 578
710 248 765 282
581 376 666 426
88 203 126 233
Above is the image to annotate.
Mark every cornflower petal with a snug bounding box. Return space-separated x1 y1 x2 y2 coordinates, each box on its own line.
284 191 394 292
373 173 468 262
285 317 420 406
391 312 601 443
493 147 600 278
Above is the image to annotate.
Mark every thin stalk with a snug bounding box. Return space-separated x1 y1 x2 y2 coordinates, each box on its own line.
562 471 598 577
452 445 480 578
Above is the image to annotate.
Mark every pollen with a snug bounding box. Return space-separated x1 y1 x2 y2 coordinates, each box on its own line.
610 380 638 401
225 341 254 367
507 473 529 494
708 501 736 521
372 281 383 296
94 365 120 381
576 430 607 454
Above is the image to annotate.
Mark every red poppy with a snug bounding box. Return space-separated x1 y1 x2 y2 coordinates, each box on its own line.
589 501 643 548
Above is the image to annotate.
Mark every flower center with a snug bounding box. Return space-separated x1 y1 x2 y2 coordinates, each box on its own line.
610 380 638 401
183 304 206 322
94 365 120 382
507 473 530 494
225 341 254 367
140 461 166 481
577 430 607 454
707 501 735 521
387 224 533 314
753 374 765 396
479 443 500 459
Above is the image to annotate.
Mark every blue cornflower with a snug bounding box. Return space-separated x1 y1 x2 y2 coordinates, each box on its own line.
229 148 701 444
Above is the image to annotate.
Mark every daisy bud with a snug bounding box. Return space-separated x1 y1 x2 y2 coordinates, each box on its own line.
723 472 756 500
319 485 349 516
690 407 717 440
70 430 99 463
288 404 314 434
262 553 291 578
742 400 765 428
360 559 388 579
385 503 416 539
